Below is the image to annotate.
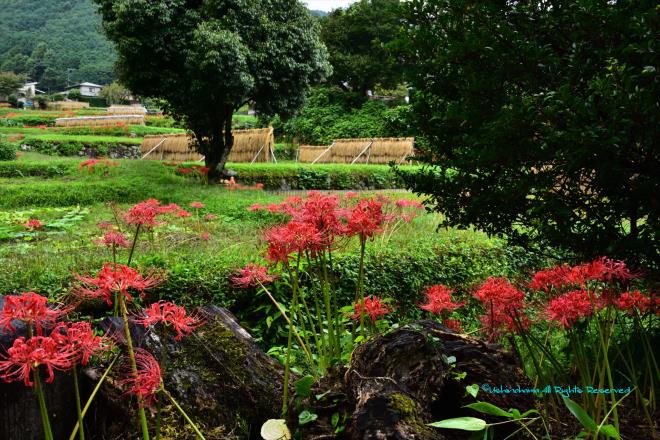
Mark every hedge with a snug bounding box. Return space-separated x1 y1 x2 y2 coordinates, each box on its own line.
21 136 140 156
224 163 411 190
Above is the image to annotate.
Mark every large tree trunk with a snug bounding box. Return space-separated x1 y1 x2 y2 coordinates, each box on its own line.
298 320 536 439
204 112 234 184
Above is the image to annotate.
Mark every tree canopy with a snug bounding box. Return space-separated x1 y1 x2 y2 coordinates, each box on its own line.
400 0 659 271
320 0 404 95
0 71 26 99
95 0 329 182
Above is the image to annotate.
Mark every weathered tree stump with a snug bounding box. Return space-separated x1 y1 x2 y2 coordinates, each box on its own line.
300 320 534 439
92 305 287 439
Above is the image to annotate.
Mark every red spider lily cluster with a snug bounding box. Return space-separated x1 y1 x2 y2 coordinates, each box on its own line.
475 277 530 340
23 218 43 230
74 263 162 305
121 350 162 406
0 292 111 387
135 301 204 340
0 292 64 335
97 231 131 248
349 295 392 324
79 159 119 175
230 263 278 288
176 165 209 178
419 284 463 315
225 178 265 191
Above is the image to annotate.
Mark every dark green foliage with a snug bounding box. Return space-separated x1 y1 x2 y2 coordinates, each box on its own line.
279 86 411 144
0 160 74 177
95 0 329 181
320 0 404 94
0 141 16 161
0 71 26 98
20 137 133 156
400 0 660 271
0 115 56 127
226 163 405 190
0 0 116 88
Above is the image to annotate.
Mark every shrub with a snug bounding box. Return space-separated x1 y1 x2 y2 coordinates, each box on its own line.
225 163 407 190
0 141 16 161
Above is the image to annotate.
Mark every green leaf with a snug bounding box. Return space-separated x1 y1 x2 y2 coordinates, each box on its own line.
331 412 339 428
428 417 487 431
598 425 620 439
294 375 315 399
464 402 513 418
465 384 479 398
562 396 597 431
298 410 318 426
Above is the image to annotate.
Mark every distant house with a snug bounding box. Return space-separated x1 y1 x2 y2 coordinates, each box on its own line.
67 82 104 97
17 82 45 104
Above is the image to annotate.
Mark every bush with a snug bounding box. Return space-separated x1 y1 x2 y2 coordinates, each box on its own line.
277 86 411 145
223 163 408 190
0 141 16 161
0 160 74 177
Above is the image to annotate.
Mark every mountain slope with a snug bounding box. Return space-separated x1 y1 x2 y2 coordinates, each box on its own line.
0 0 115 90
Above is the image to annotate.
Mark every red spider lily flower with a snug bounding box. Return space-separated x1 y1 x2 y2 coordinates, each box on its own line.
51 322 111 366
74 264 162 305
265 222 323 265
343 199 386 241
121 349 162 406
294 193 345 244
474 277 529 339
546 289 601 329
134 301 203 340
204 213 217 221
189 201 205 209
0 292 65 336
0 336 76 386
395 199 424 210
350 296 392 324
255 183 264 189
345 191 358 199
175 209 192 218
79 159 100 170
98 221 114 230
442 318 463 333
125 199 166 227
529 264 574 292
230 263 278 288
420 285 463 315
248 203 263 211
98 231 130 248
24 218 43 230
614 291 652 315
199 232 210 240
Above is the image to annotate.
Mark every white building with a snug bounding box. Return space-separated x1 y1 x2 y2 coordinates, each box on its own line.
17 82 45 104
68 82 104 97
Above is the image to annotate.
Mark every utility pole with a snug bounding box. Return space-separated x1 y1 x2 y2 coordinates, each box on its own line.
66 68 76 88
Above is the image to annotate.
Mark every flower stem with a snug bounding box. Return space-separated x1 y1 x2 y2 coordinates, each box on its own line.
72 364 85 440
68 355 119 440
354 239 366 340
127 224 141 267
34 370 54 440
162 388 206 439
120 295 151 440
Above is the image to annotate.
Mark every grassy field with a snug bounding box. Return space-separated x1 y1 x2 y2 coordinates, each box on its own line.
0 152 538 313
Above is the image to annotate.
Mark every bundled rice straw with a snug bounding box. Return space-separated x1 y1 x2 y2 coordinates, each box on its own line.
107 105 147 115
49 101 90 110
140 127 275 162
298 137 415 164
55 115 145 127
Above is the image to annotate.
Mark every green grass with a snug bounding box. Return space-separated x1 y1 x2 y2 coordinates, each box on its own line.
23 133 142 144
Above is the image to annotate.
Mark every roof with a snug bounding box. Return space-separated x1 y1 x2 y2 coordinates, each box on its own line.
67 82 104 89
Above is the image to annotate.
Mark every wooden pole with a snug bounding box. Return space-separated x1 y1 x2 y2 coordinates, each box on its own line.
311 142 334 164
351 141 373 165
140 138 166 159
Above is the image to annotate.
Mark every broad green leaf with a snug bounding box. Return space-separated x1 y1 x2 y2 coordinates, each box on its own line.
598 425 620 439
562 396 597 431
466 384 479 398
294 375 315 399
428 417 488 431
464 402 513 418
298 410 318 425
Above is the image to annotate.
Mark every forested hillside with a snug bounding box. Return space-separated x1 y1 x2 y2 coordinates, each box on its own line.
0 0 115 90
